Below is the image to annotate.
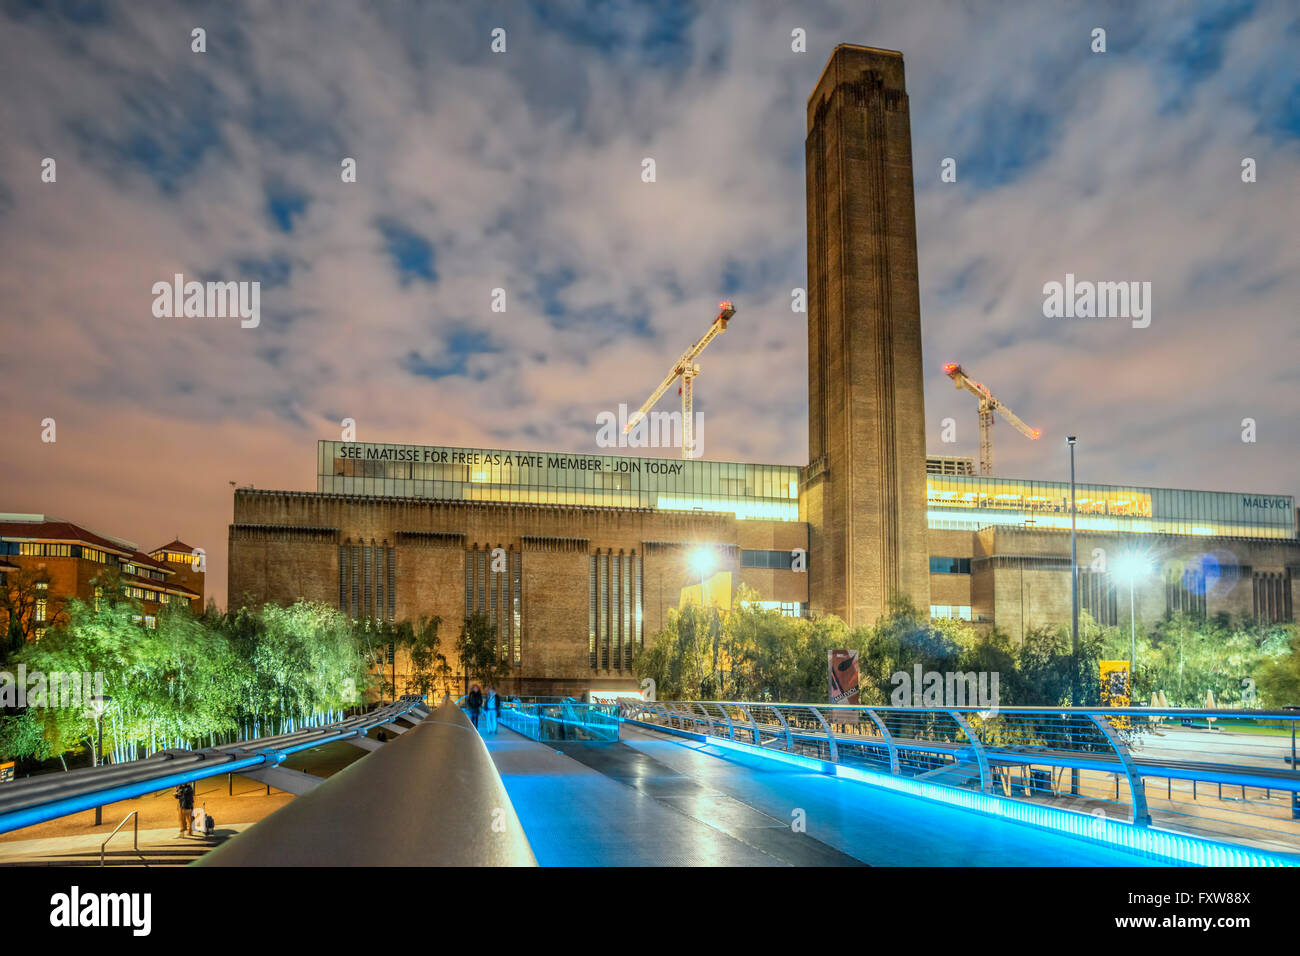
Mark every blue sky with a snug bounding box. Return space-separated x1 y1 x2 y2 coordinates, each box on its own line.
1 0 1297 605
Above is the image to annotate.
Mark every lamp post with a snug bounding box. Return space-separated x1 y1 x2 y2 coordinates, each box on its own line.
1066 436 1079 797
89 694 112 826
1066 436 1079 698
1285 705 1299 820
1114 551 1151 694
689 547 717 690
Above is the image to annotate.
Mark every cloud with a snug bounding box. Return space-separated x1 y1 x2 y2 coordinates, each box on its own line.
0 0 1297 607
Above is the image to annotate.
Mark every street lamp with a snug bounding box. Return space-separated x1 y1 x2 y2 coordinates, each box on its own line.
689 547 715 607
1113 550 1152 692
1066 436 1079 798
1285 705 1299 820
88 694 112 826
1066 436 1079 695
689 546 718 692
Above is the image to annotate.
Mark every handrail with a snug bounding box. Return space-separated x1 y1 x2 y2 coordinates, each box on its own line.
620 698 1300 856
946 709 991 794
101 810 141 867
197 700 535 866
0 696 428 836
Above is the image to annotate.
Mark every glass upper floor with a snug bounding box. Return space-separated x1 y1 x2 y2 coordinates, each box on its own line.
317 441 801 521
316 442 1296 538
926 474 1295 539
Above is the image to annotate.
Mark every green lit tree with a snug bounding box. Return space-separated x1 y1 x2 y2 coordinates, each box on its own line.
455 613 512 694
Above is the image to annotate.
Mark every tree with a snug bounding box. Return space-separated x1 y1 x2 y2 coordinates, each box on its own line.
1256 626 1300 707
394 615 450 700
455 613 512 693
0 566 69 661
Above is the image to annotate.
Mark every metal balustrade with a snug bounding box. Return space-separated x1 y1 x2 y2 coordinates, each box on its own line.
499 700 619 743
0 695 430 835
620 700 1300 858
198 700 535 866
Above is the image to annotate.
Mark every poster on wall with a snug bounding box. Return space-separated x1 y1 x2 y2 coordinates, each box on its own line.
828 649 860 710
1099 660 1132 729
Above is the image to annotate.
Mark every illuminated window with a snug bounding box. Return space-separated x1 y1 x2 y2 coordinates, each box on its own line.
930 605 972 621
929 557 971 574
741 549 801 570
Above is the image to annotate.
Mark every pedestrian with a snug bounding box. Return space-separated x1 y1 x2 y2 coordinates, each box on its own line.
174 781 195 837
467 684 483 728
483 686 498 735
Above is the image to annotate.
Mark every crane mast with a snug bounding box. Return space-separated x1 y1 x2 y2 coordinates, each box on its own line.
943 363 1041 475
625 301 735 459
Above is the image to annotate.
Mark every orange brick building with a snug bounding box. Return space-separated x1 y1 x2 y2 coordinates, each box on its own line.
0 515 204 641
225 46 1299 701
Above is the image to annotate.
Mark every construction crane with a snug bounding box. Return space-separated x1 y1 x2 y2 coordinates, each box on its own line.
943 362 1041 476
625 301 735 459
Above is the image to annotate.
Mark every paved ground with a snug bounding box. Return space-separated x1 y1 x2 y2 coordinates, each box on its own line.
485 724 1165 866
486 726 861 866
0 739 370 864
617 725 1164 866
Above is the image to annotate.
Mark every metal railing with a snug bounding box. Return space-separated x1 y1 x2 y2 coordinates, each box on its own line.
621 700 1300 858
101 809 141 867
197 700 535 866
500 701 619 743
0 695 430 835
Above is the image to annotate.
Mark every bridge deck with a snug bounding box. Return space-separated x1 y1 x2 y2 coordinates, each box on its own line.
485 724 1165 867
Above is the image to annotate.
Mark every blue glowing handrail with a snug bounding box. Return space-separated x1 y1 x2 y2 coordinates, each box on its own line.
0 696 429 835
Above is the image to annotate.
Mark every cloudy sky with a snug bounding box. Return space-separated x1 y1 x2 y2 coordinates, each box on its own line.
1 0 1297 608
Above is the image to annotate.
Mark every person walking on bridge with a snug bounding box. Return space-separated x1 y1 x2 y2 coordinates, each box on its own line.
467 684 483 728
483 687 499 735
174 781 195 837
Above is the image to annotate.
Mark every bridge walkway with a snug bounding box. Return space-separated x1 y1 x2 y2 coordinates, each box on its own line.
485 723 1164 867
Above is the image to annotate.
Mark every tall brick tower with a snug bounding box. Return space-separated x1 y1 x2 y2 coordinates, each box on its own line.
801 45 931 626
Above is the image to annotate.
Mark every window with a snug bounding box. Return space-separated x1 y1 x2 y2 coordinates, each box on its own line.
387 547 396 620
1165 569 1206 618
339 546 350 613
929 556 971 575
511 550 521 667
1080 570 1118 627
1253 571 1293 623
19 543 71 557
598 553 608 669
740 549 801 570
930 605 972 621
588 555 597 668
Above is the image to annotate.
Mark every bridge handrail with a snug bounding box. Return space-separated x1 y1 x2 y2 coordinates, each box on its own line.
196 699 535 866
618 698 1300 853
0 696 429 835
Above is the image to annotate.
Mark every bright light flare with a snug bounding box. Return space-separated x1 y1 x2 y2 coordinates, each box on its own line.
689 547 715 577
1113 550 1153 583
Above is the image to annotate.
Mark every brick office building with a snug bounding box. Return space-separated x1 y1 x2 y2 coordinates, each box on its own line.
226 46 1300 698
0 515 204 641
